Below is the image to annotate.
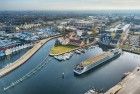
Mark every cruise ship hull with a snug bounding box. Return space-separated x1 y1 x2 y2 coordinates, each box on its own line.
74 50 121 75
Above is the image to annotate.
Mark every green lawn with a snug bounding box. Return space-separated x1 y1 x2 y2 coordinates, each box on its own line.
50 45 78 55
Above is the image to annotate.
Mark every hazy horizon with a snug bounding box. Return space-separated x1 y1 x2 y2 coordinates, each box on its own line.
1 0 140 11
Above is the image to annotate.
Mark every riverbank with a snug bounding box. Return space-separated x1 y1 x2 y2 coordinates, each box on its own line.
0 35 62 78
122 48 140 55
121 44 140 55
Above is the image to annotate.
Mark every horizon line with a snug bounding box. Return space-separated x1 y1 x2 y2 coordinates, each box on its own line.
1 9 140 11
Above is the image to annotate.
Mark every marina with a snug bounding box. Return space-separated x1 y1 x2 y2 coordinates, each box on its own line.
0 39 140 94
54 52 74 61
4 44 33 56
51 41 97 61
0 35 61 78
49 40 97 56
53 45 97 61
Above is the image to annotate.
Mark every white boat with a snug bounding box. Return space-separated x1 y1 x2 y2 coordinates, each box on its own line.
84 89 99 94
54 52 73 61
75 50 81 54
54 55 63 61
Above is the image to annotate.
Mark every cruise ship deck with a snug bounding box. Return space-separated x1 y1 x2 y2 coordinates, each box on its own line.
82 52 112 66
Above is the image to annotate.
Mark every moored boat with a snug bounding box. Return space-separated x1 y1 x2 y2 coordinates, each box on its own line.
74 49 122 75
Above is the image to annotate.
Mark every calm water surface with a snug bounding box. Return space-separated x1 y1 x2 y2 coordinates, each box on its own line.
0 39 140 94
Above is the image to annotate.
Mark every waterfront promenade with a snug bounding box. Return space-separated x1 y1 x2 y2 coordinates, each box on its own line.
105 67 140 94
0 35 62 78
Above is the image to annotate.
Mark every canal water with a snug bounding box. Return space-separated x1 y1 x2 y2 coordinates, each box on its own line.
0 39 140 94
0 49 30 69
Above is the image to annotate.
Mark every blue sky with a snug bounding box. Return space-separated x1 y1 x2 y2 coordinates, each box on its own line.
0 0 140 10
